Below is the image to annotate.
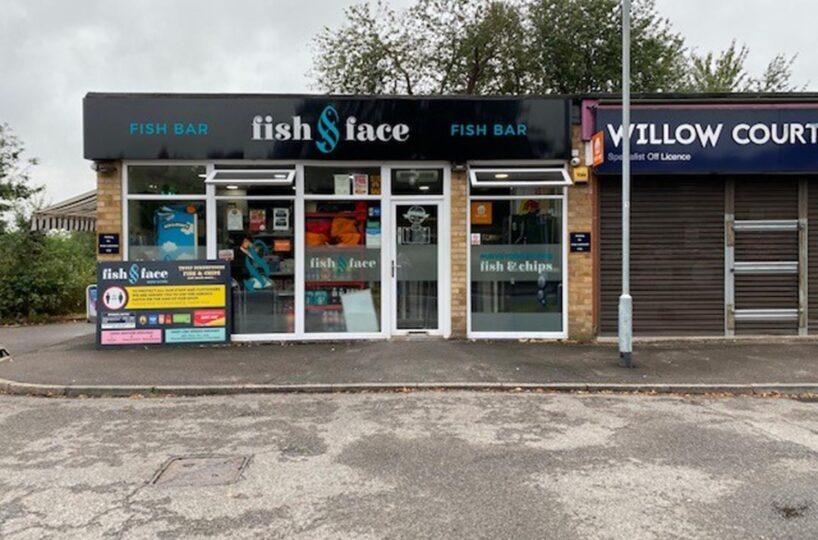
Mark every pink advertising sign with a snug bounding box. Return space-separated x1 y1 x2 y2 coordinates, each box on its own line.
100 329 162 345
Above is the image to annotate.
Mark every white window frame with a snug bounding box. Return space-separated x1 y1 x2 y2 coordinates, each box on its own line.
466 165 569 340
468 166 572 188
385 165 451 338
122 160 451 342
122 161 209 262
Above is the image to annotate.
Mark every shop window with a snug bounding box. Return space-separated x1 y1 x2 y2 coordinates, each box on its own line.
304 200 381 333
127 200 207 261
304 166 381 196
127 165 206 195
217 199 295 334
469 197 563 333
391 169 443 195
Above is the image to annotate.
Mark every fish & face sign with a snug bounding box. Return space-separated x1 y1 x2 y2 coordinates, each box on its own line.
96 260 231 347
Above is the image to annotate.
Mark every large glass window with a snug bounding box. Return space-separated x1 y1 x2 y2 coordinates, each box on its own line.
217 199 295 334
304 198 382 333
127 200 207 261
126 165 207 261
469 194 564 334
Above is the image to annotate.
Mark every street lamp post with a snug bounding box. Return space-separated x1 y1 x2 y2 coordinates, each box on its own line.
619 0 633 368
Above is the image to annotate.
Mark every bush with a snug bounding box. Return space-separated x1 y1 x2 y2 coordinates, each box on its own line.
0 230 96 323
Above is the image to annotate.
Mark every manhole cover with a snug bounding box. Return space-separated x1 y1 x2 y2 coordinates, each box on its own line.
151 456 251 487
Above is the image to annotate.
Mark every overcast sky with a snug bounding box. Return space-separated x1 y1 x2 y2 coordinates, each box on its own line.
1 0 815 204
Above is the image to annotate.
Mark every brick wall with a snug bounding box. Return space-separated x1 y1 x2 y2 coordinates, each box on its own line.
450 169 468 337
96 161 123 262
567 127 597 341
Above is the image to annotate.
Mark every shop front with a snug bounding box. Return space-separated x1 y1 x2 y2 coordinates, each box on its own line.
591 98 818 337
85 94 578 341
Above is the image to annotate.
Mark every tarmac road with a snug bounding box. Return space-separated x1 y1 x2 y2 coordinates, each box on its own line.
1 391 817 539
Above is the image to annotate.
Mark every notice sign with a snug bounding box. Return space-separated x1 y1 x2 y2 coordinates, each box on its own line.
96 260 231 348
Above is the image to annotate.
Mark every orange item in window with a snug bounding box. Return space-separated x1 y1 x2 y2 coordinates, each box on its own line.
306 219 331 235
331 217 358 237
337 232 362 246
306 232 329 246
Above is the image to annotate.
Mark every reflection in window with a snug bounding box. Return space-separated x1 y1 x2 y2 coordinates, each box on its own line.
304 201 381 333
127 165 206 195
391 169 443 195
127 201 207 261
470 198 563 333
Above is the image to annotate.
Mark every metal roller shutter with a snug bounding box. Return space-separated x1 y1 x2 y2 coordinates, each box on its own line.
809 179 818 332
732 178 799 335
600 176 725 336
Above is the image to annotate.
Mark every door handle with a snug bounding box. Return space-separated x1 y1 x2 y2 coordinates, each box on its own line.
391 260 401 278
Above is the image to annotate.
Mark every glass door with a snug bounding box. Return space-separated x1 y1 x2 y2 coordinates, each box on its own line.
391 201 441 333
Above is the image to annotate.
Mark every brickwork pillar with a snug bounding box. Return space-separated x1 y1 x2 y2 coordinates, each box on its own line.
450 169 468 338
567 127 596 341
96 161 124 262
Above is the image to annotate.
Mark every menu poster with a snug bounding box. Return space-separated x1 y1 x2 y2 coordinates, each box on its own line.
334 174 351 195
226 205 244 231
274 239 292 252
353 174 369 195
370 175 382 195
249 209 266 232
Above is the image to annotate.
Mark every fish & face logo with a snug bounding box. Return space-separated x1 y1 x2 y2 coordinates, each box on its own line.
251 104 409 155
316 105 341 154
128 264 140 284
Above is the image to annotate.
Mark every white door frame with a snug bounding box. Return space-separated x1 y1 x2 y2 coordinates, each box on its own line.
389 199 445 336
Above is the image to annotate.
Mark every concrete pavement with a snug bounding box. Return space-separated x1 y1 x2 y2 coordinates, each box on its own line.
1 392 817 538
2 322 818 396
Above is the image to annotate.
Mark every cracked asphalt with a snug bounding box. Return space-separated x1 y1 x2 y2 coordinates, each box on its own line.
1 392 817 539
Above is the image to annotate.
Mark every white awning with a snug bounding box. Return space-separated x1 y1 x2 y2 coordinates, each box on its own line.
468 167 571 187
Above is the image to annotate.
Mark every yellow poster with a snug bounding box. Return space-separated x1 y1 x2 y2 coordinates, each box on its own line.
125 285 225 309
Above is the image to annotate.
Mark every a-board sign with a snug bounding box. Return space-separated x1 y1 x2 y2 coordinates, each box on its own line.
96 260 231 347
570 232 592 253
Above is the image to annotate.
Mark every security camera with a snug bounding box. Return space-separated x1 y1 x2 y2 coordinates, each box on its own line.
570 156 581 167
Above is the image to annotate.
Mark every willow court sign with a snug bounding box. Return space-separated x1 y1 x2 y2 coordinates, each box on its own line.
83 93 570 162
596 105 818 174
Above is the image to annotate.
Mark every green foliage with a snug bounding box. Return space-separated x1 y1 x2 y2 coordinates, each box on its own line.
526 0 686 93
0 123 43 232
0 231 96 323
311 0 798 95
683 41 800 92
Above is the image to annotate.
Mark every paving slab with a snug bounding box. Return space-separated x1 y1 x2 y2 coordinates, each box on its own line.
1 323 818 395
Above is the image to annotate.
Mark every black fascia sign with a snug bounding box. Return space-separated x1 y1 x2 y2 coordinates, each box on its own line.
84 94 571 162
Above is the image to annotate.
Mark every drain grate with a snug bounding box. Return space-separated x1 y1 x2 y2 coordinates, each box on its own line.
150 456 251 488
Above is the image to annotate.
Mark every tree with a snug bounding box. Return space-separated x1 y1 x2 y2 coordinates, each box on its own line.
311 0 799 95
684 40 800 93
311 0 530 94
0 123 42 232
525 0 687 94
